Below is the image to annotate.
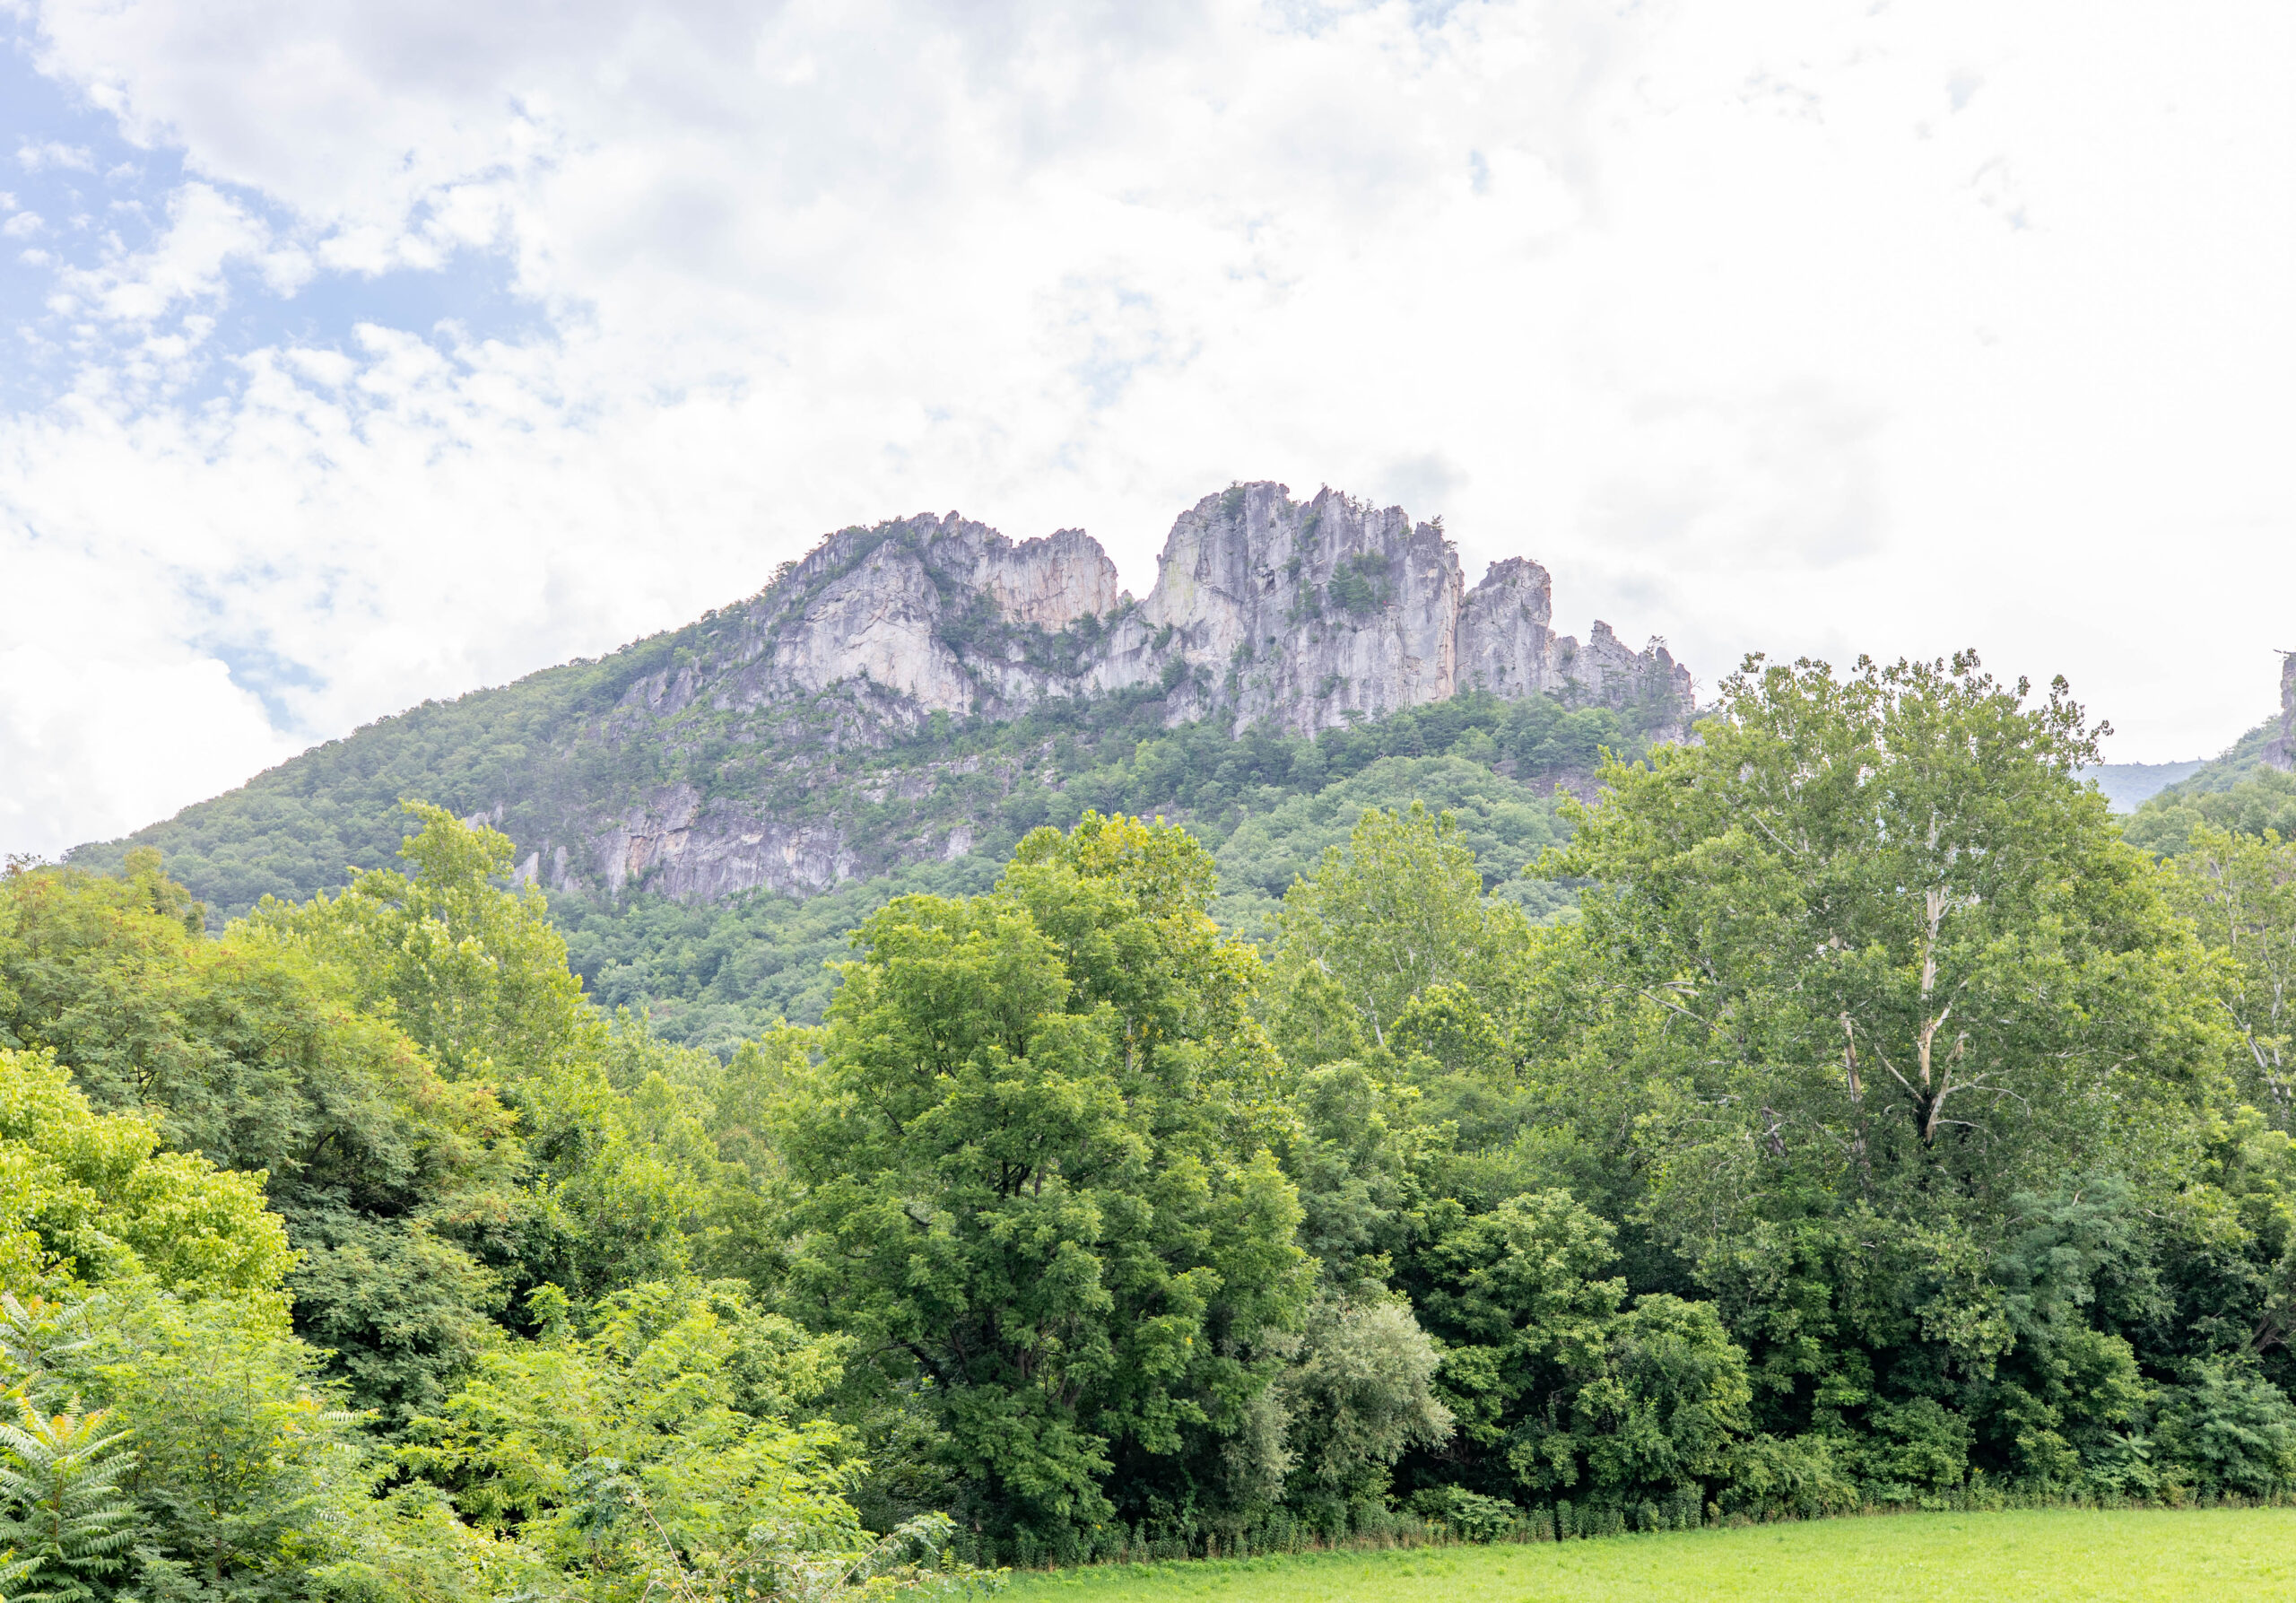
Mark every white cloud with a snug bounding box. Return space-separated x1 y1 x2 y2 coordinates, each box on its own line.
2 0 2293 858
15 138 94 171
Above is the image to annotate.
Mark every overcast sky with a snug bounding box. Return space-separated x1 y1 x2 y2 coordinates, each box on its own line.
3 0 2292 858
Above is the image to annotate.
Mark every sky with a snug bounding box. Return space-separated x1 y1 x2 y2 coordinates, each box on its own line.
2 0 2292 859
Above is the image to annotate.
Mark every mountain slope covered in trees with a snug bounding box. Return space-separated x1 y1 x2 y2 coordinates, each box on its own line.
2124 655 2296 854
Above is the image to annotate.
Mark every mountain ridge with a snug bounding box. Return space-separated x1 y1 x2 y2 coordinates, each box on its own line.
70 481 1693 926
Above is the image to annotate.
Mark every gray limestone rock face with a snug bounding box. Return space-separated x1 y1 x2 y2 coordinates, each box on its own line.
674 482 1688 743
1119 484 1464 736
770 539 972 709
2268 652 2296 772
1456 556 1557 699
583 785 860 902
547 480 1693 901
965 526 1122 628
1558 620 1694 719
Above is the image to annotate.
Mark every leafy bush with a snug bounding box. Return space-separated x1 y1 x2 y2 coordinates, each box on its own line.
2152 1358 2296 1496
1404 1485 1522 1540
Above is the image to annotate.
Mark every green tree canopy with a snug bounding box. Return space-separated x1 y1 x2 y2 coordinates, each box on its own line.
0 1048 291 1300
1538 652 2235 1458
778 815 1309 1546
1274 804 1532 1048
2161 824 2296 1121
249 803 604 1084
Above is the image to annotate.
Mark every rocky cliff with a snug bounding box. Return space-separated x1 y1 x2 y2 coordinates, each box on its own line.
541 482 1688 903
636 481 1688 745
2268 652 2296 772
76 481 1693 919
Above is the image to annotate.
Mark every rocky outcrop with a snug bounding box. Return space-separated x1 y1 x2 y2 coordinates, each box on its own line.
770 539 975 709
1457 556 1692 711
2268 652 2296 772
72 480 1700 920
1455 557 1556 698
970 527 1122 627
537 481 1693 901
1100 484 1464 733
674 483 1690 744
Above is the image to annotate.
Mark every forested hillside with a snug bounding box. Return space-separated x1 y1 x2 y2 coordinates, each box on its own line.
73 688 1631 1051
10 650 2296 1601
2123 657 2296 854
66 484 1692 1050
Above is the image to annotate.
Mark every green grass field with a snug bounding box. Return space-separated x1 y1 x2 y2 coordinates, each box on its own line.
1002 1508 2296 1601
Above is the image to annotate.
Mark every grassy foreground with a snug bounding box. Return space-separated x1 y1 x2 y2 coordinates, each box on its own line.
1001 1508 2296 1601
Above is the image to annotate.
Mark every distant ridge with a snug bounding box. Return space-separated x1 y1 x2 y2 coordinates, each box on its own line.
2086 761 2205 814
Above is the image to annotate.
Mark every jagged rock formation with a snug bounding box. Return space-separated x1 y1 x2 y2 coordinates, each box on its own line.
2268 651 2296 772
76 481 1693 917
1113 484 1466 728
687 482 1689 745
543 482 1689 903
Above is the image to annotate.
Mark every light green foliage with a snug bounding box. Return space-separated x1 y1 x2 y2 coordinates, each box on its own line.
0 1048 291 1299
2154 1107 2296 1392
0 851 513 1192
91 1290 370 1602
1209 759 1570 945
2126 767 2296 858
1271 1297 1452 1519
504 1012 778 1302
0 851 521 1425
1543 654 2231 1433
1564 1295 1752 1505
998 814 1275 1093
1001 1508 2296 1602
250 803 603 1083
1273 804 1532 1047
410 1280 888 1602
780 815 1310 1545
1279 1065 1423 1294
252 810 777 1334
0 1287 524 1603
2161 825 2296 1119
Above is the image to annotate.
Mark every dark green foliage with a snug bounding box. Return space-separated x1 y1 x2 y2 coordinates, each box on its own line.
552 701 1599 1044
283 1208 505 1428
554 857 1002 1048
0 851 517 1426
2152 1358 2296 1495
1325 554 1391 619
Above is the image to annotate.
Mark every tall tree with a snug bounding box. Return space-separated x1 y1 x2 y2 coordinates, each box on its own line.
1273 803 1531 1050
2161 824 2296 1122
249 803 602 1083
0 854 518 1424
1542 653 2232 1451
778 815 1309 1548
